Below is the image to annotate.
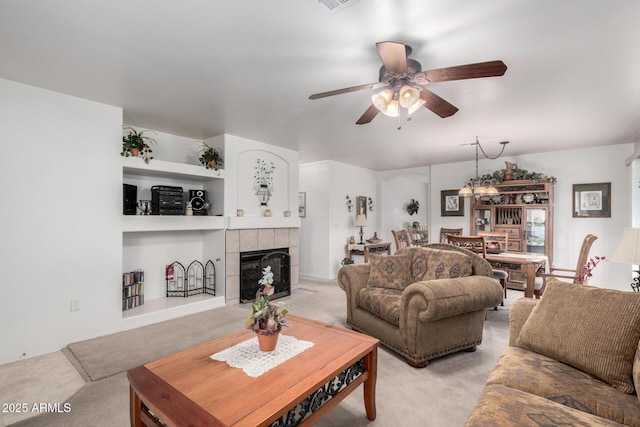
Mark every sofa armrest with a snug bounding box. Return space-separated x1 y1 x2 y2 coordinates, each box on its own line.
400 276 503 326
337 264 371 321
508 297 538 347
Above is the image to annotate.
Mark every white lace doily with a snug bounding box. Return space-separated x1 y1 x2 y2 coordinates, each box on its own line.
210 334 314 378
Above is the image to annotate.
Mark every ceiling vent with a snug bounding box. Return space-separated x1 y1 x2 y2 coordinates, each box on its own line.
315 0 361 14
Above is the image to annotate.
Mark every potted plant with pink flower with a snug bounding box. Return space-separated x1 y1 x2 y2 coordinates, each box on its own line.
245 266 289 351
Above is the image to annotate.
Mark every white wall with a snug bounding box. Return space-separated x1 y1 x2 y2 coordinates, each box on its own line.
299 161 377 279
430 143 635 291
0 78 123 364
377 167 430 248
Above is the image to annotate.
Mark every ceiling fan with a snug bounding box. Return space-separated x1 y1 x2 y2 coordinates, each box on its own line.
309 41 507 125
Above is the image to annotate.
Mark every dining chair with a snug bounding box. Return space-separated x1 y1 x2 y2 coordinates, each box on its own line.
391 230 411 252
447 235 508 306
534 234 598 298
440 227 463 244
478 231 509 252
408 223 429 246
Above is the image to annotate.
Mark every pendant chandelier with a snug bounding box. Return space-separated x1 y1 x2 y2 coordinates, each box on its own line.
459 137 509 198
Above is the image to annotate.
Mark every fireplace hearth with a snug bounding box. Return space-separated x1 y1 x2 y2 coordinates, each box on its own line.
240 248 290 303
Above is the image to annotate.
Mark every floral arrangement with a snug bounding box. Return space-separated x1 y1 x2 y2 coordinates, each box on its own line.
578 255 605 284
121 126 156 164
245 266 289 335
198 142 223 170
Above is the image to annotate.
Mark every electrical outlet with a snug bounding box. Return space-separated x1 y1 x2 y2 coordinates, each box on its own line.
70 299 80 312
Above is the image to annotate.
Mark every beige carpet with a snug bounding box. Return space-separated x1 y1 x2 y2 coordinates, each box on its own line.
11 278 513 427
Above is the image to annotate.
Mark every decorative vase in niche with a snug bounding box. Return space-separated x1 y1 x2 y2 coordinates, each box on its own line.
257 329 280 352
264 209 272 217
256 184 270 206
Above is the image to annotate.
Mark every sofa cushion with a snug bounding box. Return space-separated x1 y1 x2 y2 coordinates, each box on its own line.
409 248 473 282
367 254 412 290
516 279 640 394
487 347 640 425
357 287 402 326
464 383 627 427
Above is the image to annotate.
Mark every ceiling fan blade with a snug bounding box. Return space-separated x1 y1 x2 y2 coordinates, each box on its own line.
424 60 507 82
309 82 383 100
356 104 379 125
376 41 408 75
420 88 459 118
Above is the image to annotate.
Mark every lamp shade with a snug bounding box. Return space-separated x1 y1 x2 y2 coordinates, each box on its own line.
399 85 420 108
371 89 399 117
355 214 368 227
609 227 640 264
459 187 473 197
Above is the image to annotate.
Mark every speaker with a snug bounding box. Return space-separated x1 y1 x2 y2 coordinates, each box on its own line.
123 184 137 215
189 189 209 215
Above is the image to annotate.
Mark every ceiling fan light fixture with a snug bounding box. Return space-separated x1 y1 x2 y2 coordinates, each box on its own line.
372 89 399 117
407 97 426 115
399 85 420 108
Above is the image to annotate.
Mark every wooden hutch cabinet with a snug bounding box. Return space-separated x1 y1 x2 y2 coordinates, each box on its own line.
470 179 554 289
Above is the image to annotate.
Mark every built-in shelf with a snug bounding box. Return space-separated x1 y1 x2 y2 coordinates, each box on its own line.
121 294 225 321
122 215 226 232
122 157 225 181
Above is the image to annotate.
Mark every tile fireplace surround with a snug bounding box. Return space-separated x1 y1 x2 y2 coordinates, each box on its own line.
225 228 299 305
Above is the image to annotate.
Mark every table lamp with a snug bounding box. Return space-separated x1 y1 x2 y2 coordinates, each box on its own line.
608 227 640 292
355 214 368 245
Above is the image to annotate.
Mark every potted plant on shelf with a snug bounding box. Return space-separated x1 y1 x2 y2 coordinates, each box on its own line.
245 266 289 351
121 126 156 164
199 142 223 170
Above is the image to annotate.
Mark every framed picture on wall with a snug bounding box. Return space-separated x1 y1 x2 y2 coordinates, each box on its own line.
573 182 611 218
356 195 367 218
441 190 464 216
298 192 306 217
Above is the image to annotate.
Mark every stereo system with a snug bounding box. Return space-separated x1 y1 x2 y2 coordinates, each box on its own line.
151 185 184 215
189 189 209 216
123 184 137 215
123 185 211 216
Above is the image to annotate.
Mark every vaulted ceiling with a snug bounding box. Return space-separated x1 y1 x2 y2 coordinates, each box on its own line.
1 0 639 170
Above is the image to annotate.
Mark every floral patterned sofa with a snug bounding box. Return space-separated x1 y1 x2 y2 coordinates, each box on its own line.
465 279 640 426
337 244 504 367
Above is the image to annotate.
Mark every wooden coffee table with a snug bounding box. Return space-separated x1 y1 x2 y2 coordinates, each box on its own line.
127 315 379 426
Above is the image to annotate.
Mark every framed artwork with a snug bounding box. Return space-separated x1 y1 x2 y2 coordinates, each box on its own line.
441 190 464 216
356 195 367 218
573 182 611 218
298 192 306 217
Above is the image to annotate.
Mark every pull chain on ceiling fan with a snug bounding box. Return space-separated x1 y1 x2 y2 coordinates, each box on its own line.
309 41 508 126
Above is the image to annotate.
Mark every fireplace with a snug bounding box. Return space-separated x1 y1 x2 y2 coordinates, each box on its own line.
240 248 290 303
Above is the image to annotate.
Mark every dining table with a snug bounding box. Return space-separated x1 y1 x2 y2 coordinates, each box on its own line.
485 251 549 298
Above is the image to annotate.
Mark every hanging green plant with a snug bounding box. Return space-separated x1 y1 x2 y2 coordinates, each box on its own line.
407 199 420 215
121 126 156 164
198 142 223 170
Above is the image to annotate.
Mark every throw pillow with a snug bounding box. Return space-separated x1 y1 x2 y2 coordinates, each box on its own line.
516 278 640 394
367 254 412 290
410 248 473 282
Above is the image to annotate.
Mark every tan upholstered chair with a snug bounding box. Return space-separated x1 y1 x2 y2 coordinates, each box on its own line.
337 244 503 367
534 234 597 298
391 229 411 251
440 227 463 243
